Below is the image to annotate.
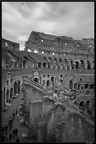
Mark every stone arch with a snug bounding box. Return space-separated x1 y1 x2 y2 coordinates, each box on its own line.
80 60 85 70
74 83 78 89
75 61 79 70
90 84 94 89
34 77 39 83
10 88 13 99
85 84 89 89
23 60 26 68
43 62 47 69
79 101 84 107
51 77 54 84
47 80 50 86
38 62 42 69
69 80 73 90
78 84 80 90
48 62 51 69
60 79 63 83
86 60 91 70
92 60 94 70
70 60 74 70
64 59 69 69
18 81 21 94
6 90 9 102
4 88 6 105
14 82 18 96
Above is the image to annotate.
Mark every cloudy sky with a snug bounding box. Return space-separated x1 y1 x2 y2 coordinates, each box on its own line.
2 2 94 50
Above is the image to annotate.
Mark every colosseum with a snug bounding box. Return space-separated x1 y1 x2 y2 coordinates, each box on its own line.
2 31 94 142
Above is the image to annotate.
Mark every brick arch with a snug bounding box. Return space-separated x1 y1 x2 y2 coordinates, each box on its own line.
14 81 18 96
86 60 91 70
38 62 42 69
34 77 39 83
80 60 85 70
10 88 13 99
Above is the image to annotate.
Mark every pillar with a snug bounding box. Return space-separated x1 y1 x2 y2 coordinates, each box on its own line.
29 100 43 127
37 121 47 142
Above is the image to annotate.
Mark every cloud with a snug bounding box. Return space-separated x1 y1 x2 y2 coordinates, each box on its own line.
2 2 94 50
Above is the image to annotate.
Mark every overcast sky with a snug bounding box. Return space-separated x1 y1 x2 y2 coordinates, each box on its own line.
2 2 94 50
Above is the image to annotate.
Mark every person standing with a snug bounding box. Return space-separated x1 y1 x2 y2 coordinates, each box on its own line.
9 133 12 142
12 129 15 139
15 128 18 137
16 109 18 115
16 137 20 142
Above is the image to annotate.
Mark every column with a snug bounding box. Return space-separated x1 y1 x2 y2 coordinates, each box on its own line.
29 100 43 127
37 121 47 142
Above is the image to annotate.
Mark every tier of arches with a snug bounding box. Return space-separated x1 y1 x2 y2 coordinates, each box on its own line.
2 80 21 107
74 99 94 121
2 53 94 71
69 80 94 90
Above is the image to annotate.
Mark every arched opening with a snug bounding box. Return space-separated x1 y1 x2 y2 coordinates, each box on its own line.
90 84 94 89
48 62 51 69
23 60 26 68
69 80 73 90
78 84 80 90
64 59 69 70
34 78 39 83
18 81 20 94
10 88 13 99
60 79 63 83
79 101 85 110
86 60 91 70
70 60 74 70
6 90 9 102
92 60 94 70
51 77 54 84
74 83 78 89
85 84 89 89
38 62 42 69
47 80 50 87
75 61 79 70
4 88 6 106
43 62 47 69
80 60 85 70
86 100 90 112
14 82 18 96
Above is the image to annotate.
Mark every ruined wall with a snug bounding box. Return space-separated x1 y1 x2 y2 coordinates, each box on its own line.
2 38 19 51
23 84 44 113
47 104 94 142
25 31 94 54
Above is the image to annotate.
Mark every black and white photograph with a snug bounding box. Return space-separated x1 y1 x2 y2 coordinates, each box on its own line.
2 2 94 143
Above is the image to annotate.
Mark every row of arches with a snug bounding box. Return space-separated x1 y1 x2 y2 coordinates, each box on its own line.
34 77 55 87
70 80 94 90
37 58 94 71
76 99 94 121
3 80 21 105
3 51 94 71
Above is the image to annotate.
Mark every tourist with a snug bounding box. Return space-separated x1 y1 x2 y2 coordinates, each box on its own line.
15 128 18 137
13 112 15 120
16 109 18 115
16 137 20 142
2 135 6 142
9 133 12 142
5 123 8 134
12 129 15 139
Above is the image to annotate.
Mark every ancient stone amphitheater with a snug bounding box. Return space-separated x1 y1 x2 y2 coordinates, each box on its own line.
2 31 94 142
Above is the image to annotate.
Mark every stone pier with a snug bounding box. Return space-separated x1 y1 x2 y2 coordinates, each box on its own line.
37 121 47 142
29 100 43 127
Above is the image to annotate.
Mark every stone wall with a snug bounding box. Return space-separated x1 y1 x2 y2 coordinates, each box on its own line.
47 103 94 142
